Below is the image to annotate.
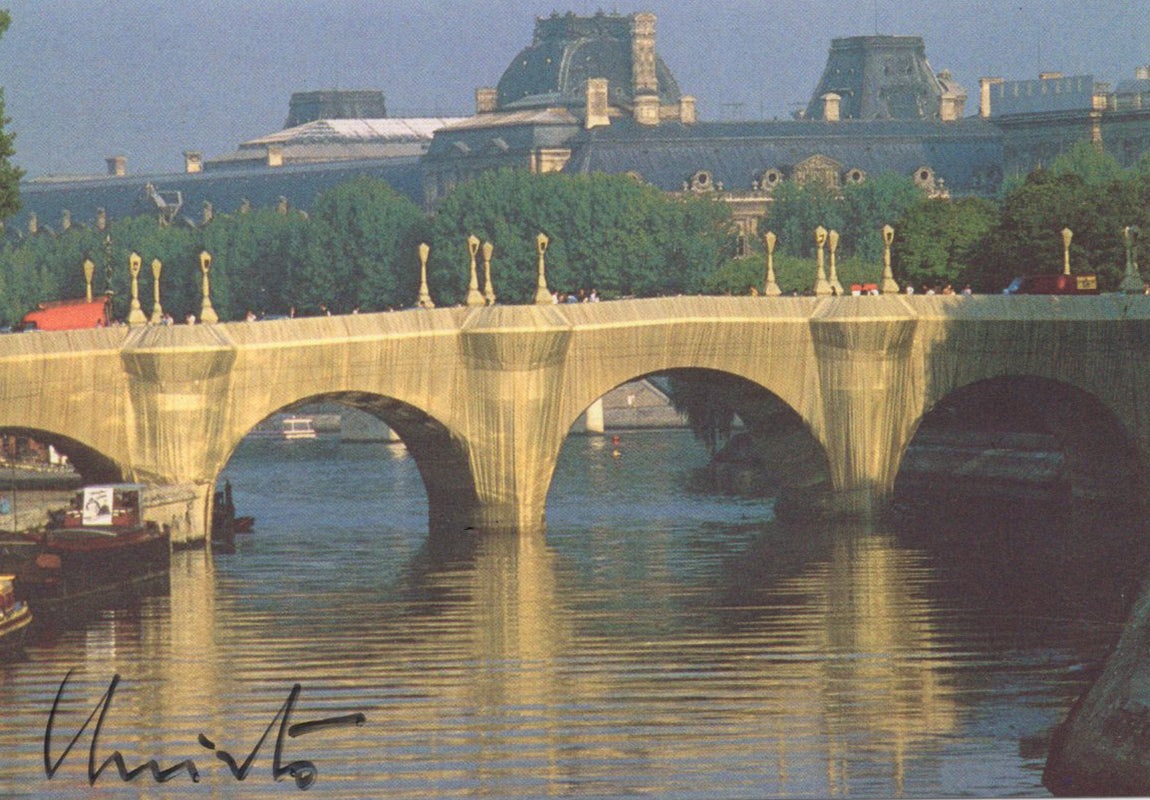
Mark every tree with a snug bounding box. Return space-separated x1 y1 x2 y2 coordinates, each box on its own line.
0 10 22 221
970 170 1121 291
202 206 311 319
300 178 427 313
1048 141 1123 187
841 174 925 261
427 169 734 305
765 181 844 258
892 197 997 289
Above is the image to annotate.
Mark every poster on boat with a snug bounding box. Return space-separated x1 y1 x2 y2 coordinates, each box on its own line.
82 486 113 525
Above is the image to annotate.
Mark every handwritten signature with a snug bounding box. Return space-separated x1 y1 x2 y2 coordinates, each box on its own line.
44 669 366 789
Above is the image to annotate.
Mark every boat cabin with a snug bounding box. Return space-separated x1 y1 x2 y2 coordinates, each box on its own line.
61 484 145 529
0 575 20 614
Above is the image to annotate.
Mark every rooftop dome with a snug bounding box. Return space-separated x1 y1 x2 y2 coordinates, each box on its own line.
496 11 682 112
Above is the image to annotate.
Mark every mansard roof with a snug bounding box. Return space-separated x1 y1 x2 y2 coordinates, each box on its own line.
209 117 464 168
805 35 952 120
11 158 424 237
496 11 681 112
565 117 1002 195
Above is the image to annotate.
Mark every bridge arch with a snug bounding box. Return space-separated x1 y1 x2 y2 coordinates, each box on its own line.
544 367 830 515
0 425 123 483
896 374 1144 510
214 391 479 533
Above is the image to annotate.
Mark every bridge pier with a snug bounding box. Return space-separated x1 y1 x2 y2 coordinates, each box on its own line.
810 307 920 520
453 305 575 533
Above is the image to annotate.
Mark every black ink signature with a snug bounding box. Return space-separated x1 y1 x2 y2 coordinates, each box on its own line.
44 669 366 789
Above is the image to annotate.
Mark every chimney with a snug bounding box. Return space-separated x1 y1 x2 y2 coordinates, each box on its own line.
679 95 697 125
183 151 203 174
266 144 283 167
1137 66 1150 80
476 87 498 114
61 210 71 232
106 155 126 177
979 77 1002 118
821 92 841 122
634 94 660 126
585 78 610 129
96 207 107 231
27 212 37 235
631 12 658 98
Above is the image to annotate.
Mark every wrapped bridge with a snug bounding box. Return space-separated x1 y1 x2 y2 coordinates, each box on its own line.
3 294 1150 544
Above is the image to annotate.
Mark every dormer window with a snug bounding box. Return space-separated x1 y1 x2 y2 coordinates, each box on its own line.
689 170 714 192
758 168 783 190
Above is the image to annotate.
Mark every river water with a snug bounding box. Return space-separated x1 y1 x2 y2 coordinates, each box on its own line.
0 429 1143 798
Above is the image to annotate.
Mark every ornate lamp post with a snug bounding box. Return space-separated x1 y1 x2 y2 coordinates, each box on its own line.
466 235 485 307
83 258 95 303
149 258 164 324
483 241 496 305
1062 227 1073 276
814 226 831 296
827 229 844 296
534 232 552 305
763 231 781 296
199 250 219 323
417 243 435 308
881 225 900 294
1120 225 1144 294
127 252 148 326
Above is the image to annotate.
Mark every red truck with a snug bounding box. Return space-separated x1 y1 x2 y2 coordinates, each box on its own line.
15 296 111 331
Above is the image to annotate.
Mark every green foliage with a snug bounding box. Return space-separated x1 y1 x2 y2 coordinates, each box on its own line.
766 174 923 262
892 197 997 288
841 174 925 261
968 168 1141 292
704 256 765 295
766 182 844 258
201 207 309 320
1048 141 1123 187
0 10 22 222
427 170 735 305
303 178 426 313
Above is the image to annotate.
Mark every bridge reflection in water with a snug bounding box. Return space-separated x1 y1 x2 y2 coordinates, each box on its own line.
2 428 1134 797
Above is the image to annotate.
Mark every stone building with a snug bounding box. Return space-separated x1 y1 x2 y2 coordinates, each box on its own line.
980 68 1150 176
421 12 1002 242
17 10 1150 248
7 90 459 237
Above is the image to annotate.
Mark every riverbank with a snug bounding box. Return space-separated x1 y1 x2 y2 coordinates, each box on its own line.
1044 569 1150 795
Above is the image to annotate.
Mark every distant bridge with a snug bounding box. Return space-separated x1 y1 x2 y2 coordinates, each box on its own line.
2 295 1149 542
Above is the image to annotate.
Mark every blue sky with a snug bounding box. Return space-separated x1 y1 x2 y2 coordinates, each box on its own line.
3 0 1149 178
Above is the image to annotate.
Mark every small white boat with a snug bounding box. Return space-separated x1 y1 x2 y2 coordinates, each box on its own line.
282 416 318 440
